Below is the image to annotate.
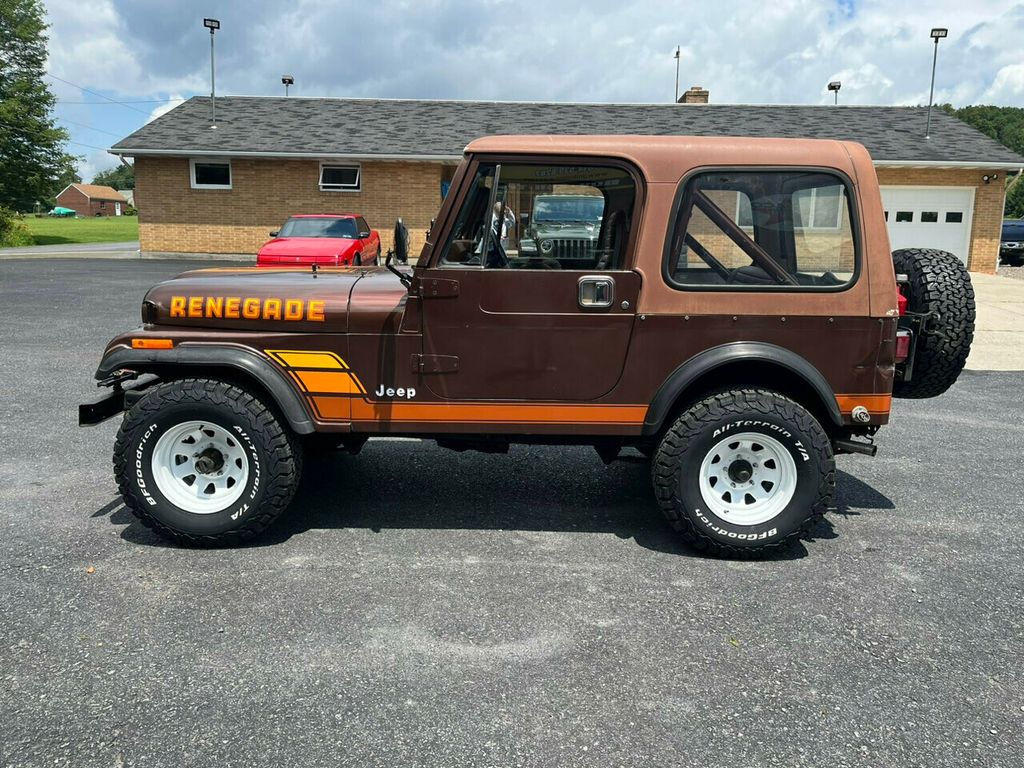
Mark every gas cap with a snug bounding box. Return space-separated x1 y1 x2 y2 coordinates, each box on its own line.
851 405 871 423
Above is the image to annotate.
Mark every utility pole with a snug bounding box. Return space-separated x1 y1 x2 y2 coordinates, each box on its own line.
674 46 681 102
925 27 948 139
203 18 220 126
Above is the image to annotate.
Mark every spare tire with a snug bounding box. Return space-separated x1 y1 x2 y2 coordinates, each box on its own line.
892 248 976 399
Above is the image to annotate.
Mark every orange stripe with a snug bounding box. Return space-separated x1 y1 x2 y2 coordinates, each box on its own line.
311 397 351 421
343 399 649 424
835 394 892 413
294 370 361 394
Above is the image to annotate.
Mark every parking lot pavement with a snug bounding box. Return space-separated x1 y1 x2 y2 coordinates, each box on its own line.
1 258 1022 768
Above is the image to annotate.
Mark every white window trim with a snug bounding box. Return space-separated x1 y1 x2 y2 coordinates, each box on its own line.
794 187 843 231
190 158 232 190
319 161 361 193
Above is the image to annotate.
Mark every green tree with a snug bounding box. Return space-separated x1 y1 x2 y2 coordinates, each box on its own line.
92 163 134 190
942 104 1024 218
0 0 78 211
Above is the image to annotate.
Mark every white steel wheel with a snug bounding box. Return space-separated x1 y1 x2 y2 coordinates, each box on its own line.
697 431 797 526
150 420 249 514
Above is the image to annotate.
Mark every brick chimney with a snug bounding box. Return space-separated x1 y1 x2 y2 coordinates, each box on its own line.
678 85 709 104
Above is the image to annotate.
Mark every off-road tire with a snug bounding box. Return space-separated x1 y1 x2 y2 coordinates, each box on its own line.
652 389 834 558
892 248 975 399
113 378 303 546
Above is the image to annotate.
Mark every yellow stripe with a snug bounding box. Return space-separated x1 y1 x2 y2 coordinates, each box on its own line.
265 349 348 370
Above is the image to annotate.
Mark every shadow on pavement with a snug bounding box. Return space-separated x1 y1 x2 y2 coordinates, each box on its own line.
91 448 893 560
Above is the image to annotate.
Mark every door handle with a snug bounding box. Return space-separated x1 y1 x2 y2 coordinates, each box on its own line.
578 275 615 308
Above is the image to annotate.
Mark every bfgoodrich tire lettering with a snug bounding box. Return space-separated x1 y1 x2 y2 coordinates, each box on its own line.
653 389 834 557
113 378 302 546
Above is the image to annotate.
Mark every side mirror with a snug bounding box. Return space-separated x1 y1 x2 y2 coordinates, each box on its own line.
269 230 279 237
359 230 371 239
393 217 409 264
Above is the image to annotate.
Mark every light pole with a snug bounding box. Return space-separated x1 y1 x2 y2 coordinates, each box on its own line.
925 27 948 139
674 46 681 102
282 74 294 96
828 81 841 105
203 18 220 126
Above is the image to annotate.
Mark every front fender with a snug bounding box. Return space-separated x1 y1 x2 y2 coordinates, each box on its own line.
95 341 315 434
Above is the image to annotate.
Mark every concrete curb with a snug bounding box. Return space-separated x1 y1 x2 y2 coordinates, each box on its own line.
0 248 253 262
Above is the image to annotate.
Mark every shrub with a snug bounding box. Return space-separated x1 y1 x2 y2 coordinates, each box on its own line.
0 207 34 247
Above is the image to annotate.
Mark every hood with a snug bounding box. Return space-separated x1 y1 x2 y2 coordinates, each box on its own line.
258 236 359 258
532 221 600 238
144 266 409 334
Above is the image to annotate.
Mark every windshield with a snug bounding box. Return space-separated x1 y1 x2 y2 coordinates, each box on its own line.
278 217 358 238
532 196 604 223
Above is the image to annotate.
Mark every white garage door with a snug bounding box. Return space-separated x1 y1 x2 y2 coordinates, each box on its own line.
880 186 974 264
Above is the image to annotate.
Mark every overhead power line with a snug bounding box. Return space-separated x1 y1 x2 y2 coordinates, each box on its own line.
46 72 153 116
57 98 186 105
56 117 123 138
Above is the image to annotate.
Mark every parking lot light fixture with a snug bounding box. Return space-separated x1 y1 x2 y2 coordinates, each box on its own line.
203 18 220 127
828 81 841 105
926 27 948 139
282 74 294 96
673 47 681 102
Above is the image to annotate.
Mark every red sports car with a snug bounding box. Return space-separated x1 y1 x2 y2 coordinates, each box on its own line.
256 214 381 267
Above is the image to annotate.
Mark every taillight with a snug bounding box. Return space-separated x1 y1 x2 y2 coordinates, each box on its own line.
895 330 911 362
897 288 908 316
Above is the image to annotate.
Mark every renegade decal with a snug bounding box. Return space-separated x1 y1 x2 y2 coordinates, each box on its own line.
170 296 325 322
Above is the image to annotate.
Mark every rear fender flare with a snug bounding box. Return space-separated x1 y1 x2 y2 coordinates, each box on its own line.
95 343 315 434
642 342 841 435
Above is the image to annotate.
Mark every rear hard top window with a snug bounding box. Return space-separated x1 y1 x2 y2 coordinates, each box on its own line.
279 217 358 238
664 169 859 291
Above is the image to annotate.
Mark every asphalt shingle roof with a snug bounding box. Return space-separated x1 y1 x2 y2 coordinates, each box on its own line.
69 183 126 202
112 96 1024 166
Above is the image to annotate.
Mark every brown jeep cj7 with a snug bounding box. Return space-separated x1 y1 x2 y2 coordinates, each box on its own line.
81 136 975 555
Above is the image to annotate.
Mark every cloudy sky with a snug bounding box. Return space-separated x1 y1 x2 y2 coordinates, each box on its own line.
42 0 1024 181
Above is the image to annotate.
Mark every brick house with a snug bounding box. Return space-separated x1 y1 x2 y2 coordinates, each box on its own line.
54 183 128 217
110 95 1024 272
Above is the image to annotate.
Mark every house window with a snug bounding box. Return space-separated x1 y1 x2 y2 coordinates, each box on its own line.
895 211 913 223
921 211 939 223
319 163 360 192
190 159 232 189
946 211 963 223
793 186 844 229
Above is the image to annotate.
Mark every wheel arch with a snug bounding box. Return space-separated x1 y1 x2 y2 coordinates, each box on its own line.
642 342 842 437
96 343 315 434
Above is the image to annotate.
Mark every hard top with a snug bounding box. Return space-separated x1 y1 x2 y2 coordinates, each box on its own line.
464 135 871 183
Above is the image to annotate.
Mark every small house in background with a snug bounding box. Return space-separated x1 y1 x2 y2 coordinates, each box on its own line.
55 184 128 217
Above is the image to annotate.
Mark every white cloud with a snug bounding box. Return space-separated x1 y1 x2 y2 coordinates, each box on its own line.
41 0 1024 110
78 150 120 184
147 94 186 124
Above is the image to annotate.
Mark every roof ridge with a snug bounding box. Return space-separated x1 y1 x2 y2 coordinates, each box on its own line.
182 94 932 110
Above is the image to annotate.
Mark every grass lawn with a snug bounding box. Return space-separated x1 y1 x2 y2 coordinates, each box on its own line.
22 216 139 245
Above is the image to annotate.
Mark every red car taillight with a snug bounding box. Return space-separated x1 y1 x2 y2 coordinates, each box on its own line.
895 330 912 362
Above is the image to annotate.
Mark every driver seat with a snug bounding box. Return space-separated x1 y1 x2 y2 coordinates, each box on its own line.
595 209 628 270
